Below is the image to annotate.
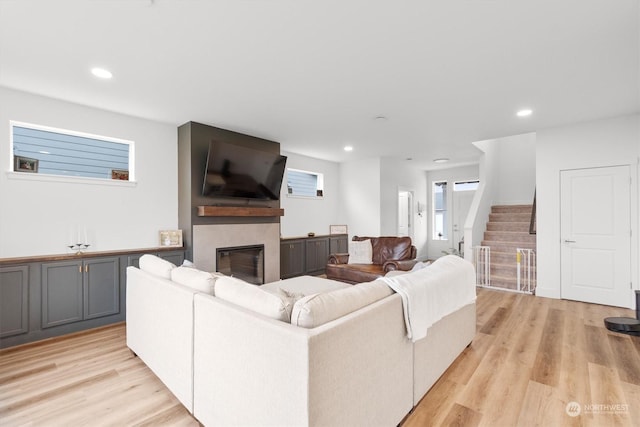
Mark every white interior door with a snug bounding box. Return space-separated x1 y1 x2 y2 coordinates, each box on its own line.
398 190 413 238
560 165 631 308
452 189 475 254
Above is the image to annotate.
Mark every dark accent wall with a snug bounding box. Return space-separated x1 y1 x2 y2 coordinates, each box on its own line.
177 122 282 259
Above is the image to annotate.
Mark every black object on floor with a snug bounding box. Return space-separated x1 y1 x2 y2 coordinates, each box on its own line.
604 290 640 336
604 317 640 336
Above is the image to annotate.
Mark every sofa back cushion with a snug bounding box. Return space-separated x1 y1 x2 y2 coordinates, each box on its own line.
170 266 224 295
291 279 394 328
139 254 176 279
353 236 414 264
215 276 293 322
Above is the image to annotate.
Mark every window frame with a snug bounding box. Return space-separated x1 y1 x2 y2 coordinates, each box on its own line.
8 120 136 186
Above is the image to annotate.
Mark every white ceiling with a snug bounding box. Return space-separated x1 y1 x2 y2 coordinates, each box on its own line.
1 0 638 169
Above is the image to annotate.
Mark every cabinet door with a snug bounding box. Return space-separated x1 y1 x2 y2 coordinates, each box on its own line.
0 266 29 338
157 251 185 266
280 240 305 279
84 257 120 319
330 235 348 254
305 238 329 275
42 261 83 328
127 254 143 268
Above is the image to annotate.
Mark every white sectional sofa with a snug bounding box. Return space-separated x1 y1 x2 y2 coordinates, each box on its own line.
126 254 476 426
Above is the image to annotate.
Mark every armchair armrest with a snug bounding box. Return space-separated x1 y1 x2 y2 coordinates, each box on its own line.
383 259 418 272
328 253 350 264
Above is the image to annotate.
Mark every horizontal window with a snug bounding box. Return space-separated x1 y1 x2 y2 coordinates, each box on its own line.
454 180 479 191
10 121 134 181
287 168 324 198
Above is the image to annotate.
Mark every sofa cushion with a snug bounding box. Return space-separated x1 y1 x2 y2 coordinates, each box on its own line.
215 276 293 322
260 275 352 296
291 279 394 328
348 239 373 264
139 254 176 279
170 266 224 295
354 236 414 265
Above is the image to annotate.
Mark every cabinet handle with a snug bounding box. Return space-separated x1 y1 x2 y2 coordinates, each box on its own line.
85 265 89 273
79 265 82 273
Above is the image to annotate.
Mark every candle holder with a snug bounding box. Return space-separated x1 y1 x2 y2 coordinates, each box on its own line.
68 243 90 255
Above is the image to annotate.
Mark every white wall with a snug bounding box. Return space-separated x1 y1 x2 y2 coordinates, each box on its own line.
0 87 178 258
380 158 428 259
338 158 381 238
495 132 536 205
426 164 480 259
279 151 340 237
536 114 639 306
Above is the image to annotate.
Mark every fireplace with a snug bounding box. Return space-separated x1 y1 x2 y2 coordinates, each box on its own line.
216 244 265 285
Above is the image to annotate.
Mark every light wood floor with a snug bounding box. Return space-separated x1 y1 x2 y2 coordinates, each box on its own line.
1 288 638 426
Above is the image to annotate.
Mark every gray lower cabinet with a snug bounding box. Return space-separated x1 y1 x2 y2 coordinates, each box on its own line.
42 257 119 328
0 247 185 349
0 266 29 338
280 234 347 279
305 238 329 275
280 240 305 279
330 235 348 254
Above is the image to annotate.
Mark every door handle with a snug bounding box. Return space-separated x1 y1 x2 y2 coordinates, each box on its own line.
564 240 576 243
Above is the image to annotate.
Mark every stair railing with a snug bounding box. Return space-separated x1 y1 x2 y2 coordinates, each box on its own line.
473 246 491 287
516 248 536 294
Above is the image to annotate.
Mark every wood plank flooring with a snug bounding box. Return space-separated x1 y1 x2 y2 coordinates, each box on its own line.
1 288 638 426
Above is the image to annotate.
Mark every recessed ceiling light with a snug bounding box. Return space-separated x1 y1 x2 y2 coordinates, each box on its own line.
91 67 113 79
374 116 388 122
433 158 449 163
516 109 533 117
344 146 354 152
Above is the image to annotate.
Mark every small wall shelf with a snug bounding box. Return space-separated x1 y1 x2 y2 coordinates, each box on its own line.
197 206 285 218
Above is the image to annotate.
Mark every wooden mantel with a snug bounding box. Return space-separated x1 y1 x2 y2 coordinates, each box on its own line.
197 206 285 217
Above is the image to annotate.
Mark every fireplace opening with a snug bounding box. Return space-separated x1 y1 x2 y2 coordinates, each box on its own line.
216 244 265 285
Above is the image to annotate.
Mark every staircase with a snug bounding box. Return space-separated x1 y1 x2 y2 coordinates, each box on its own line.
480 204 536 291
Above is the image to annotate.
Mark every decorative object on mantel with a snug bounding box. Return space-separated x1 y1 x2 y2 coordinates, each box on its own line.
308 232 315 237
330 225 348 235
159 230 183 247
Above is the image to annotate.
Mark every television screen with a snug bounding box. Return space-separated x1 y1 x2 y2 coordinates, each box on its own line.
202 140 287 200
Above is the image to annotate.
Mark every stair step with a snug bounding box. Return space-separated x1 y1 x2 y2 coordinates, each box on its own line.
490 263 536 276
489 213 532 223
491 204 533 214
483 231 536 243
486 222 531 232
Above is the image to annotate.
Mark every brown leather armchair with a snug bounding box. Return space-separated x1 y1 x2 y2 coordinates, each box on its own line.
325 236 418 284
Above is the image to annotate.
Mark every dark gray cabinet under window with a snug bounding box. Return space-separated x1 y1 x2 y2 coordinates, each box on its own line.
42 257 119 328
280 240 305 279
0 246 185 349
280 234 347 279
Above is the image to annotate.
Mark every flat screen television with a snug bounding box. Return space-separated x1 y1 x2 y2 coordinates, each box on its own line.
202 140 287 200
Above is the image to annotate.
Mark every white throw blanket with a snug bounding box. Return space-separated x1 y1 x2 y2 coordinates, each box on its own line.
380 255 477 342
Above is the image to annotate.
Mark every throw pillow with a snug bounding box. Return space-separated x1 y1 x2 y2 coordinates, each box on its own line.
215 276 292 322
139 254 176 279
347 239 373 264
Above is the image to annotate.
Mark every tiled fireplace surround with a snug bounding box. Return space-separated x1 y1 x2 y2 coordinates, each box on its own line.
192 222 281 283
